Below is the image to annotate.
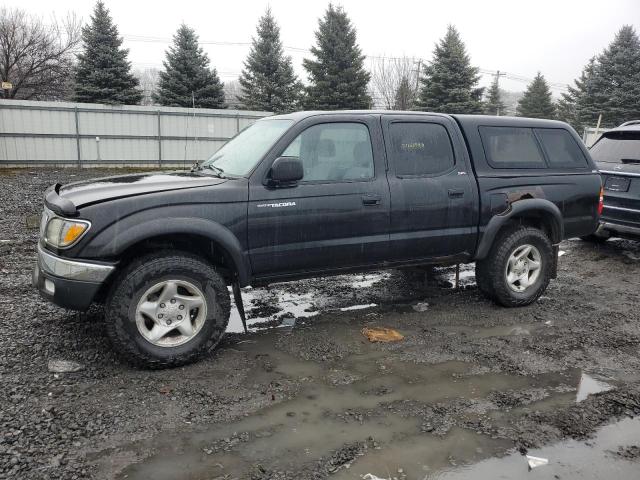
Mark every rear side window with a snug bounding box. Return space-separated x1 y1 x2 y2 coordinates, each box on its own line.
479 126 546 169
535 128 588 168
590 131 640 164
389 122 455 176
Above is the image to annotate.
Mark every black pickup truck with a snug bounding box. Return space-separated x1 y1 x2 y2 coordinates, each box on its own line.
33 111 602 368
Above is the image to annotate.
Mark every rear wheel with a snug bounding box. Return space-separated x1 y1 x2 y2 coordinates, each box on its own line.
105 252 230 368
476 226 553 307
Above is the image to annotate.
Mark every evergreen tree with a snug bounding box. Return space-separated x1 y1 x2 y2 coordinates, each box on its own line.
560 26 640 130
73 1 142 105
484 76 506 115
556 57 600 130
596 25 640 126
516 72 556 119
239 8 301 113
416 25 484 113
393 75 417 110
154 24 225 108
303 4 371 110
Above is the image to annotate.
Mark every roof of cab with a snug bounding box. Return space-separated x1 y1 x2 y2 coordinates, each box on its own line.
263 110 452 121
264 110 569 128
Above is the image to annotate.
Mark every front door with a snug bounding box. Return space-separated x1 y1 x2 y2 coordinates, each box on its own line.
382 115 477 261
248 115 390 278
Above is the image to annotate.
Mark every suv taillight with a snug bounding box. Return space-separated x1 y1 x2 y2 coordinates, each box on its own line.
598 186 604 215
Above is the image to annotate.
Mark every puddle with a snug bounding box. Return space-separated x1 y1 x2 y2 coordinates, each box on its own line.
227 287 319 333
435 264 476 288
576 373 613 402
434 416 640 480
227 272 391 333
113 327 596 480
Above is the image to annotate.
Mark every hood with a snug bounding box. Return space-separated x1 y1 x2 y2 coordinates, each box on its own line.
47 171 227 215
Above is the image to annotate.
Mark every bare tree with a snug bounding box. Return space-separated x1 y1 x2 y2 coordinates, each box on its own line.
224 79 245 109
134 68 160 106
369 56 420 110
0 8 81 100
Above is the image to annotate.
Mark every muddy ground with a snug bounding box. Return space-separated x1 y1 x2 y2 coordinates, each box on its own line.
1 168 640 480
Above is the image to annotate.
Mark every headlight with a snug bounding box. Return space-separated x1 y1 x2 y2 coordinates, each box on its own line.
44 217 91 248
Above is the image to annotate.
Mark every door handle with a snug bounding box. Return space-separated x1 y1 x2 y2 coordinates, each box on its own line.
448 189 465 199
362 195 382 206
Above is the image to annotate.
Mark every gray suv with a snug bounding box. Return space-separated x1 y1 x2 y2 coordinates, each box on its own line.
590 121 640 240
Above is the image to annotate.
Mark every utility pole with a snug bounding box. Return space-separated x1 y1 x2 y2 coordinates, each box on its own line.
493 70 506 116
413 59 422 91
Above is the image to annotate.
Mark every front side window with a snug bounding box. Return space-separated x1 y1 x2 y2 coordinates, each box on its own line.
590 131 640 164
389 122 455 177
535 128 588 168
203 119 293 176
281 123 374 182
480 126 547 169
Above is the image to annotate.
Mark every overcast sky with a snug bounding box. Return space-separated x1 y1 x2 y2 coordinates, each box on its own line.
17 0 640 94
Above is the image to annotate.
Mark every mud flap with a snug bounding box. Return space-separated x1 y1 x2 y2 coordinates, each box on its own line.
232 279 248 333
550 245 559 279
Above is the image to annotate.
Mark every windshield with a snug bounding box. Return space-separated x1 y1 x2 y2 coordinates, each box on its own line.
202 119 293 176
590 131 640 164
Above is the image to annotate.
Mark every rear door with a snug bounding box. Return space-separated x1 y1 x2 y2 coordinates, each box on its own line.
247 114 390 278
591 130 640 229
381 115 478 262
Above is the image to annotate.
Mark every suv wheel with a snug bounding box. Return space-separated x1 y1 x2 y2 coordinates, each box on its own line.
105 252 230 368
476 226 552 307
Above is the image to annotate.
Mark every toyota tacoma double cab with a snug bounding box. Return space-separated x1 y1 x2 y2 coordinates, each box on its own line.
33 111 602 368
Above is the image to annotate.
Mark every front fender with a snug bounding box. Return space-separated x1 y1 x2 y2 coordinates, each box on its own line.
94 217 251 286
475 198 564 260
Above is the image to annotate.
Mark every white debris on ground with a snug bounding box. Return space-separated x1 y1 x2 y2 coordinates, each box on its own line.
412 302 429 312
558 250 567 256
339 304 378 312
576 373 613 402
526 455 549 469
362 474 389 480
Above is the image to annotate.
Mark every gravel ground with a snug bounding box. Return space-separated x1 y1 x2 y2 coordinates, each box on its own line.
1 168 640 479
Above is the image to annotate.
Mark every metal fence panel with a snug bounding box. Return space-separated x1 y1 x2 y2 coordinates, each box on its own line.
0 99 271 167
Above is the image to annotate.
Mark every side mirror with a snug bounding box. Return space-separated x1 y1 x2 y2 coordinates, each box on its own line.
269 157 303 186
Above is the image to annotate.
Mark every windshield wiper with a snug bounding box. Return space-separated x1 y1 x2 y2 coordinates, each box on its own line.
621 158 640 164
200 164 227 178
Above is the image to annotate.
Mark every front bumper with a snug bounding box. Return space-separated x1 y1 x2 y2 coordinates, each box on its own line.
32 244 116 311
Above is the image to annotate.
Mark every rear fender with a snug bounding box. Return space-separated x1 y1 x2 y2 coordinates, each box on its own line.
475 198 564 260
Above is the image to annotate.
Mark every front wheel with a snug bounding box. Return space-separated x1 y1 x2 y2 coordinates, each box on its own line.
476 226 553 307
105 252 230 368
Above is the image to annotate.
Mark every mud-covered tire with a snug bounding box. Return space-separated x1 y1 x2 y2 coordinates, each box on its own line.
476 226 553 307
104 251 230 369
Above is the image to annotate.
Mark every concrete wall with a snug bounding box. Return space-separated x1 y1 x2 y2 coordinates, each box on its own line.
0 99 271 167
